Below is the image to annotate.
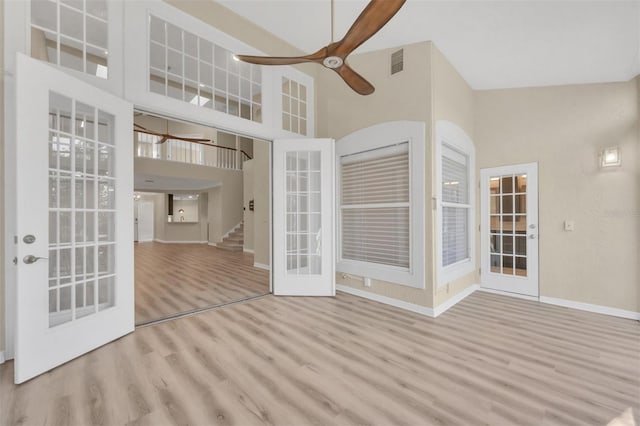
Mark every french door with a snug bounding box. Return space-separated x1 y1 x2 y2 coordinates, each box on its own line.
480 163 539 297
14 54 134 383
272 139 335 296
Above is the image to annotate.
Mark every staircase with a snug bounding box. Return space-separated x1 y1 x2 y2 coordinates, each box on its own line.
217 222 244 252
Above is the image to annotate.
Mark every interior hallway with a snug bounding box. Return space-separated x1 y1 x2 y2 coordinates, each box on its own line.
135 242 269 324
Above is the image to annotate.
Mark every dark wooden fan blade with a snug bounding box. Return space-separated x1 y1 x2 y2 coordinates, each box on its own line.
235 55 312 66
334 64 375 95
177 136 211 143
333 0 406 57
134 123 148 130
135 128 164 137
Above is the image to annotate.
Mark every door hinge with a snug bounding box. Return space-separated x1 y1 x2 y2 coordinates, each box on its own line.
14 235 18 244
479 267 481 275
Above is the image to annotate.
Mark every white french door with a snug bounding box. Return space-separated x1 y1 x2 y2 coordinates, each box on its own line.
480 163 539 297
273 139 335 296
14 54 134 383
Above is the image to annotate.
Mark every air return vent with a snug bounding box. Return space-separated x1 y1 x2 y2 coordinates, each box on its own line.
391 49 404 75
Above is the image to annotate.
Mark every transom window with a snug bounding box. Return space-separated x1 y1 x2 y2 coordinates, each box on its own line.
148 15 262 122
282 77 308 135
30 0 109 79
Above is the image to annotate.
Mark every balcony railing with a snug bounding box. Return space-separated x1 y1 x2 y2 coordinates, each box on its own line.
134 131 252 170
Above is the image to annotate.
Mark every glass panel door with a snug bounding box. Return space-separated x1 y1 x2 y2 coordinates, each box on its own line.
273 139 334 296
14 54 133 384
481 163 538 297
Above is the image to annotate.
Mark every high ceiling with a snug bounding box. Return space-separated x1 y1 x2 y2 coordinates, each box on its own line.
219 0 640 90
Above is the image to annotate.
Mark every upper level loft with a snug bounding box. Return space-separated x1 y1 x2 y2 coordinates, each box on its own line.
134 112 255 171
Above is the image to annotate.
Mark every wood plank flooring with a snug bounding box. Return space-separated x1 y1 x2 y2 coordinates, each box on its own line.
1 291 639 425
135 242 269 325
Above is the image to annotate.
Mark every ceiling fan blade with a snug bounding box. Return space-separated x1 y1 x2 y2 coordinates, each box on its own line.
333 0 406 57
157 136 168 144
135 128 164 137
235 55 312 66
334 64 375 96
134 123 148 130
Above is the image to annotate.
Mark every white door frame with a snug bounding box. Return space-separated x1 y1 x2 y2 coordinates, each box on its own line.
480 162 539 298
272 138 335 296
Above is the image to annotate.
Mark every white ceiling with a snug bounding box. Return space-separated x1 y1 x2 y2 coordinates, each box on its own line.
219 0 640 90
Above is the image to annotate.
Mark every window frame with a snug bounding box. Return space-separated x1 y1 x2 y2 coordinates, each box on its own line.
336 121 425 289
435 120 476 287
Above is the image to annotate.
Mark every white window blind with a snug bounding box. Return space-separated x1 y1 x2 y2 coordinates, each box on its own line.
340 143 410 269
442 145 470 267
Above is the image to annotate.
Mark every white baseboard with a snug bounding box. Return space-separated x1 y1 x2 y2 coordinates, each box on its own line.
336 285 435 317
433 284 479 317
539 296 640 321
478 287 539 301
254 262 270 271
243 248 255 254
0 351 5 364
154 239 207 244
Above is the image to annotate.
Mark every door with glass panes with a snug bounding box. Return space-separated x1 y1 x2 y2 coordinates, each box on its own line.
13 54 134 384
272 139 335 296
480 163 538 297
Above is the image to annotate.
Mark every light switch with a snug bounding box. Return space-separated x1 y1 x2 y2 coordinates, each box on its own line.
564 220 575 231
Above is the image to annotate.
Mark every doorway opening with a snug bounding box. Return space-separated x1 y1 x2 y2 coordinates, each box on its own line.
133 112 271 325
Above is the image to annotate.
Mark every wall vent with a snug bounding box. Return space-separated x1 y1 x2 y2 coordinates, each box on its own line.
391 49 404 75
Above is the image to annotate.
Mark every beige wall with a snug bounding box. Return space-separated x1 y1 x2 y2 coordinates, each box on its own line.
253 140 270 267
0 0 5 353
431 45 478 307
243 159 255 251
318 42 435 308
475 79 639 312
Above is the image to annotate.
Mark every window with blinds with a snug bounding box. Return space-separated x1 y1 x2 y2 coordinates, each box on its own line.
441 145 470 267
340 143 410 269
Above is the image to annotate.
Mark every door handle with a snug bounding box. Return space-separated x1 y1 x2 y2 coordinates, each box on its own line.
23 255 47 264
528 234 536 240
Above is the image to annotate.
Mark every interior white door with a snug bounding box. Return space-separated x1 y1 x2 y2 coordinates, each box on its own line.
480 163 539 297
137 201 154 242
273 139 335 296
14 54 134 383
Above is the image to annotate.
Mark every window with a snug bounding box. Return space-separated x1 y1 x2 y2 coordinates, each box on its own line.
282 77 308 135
435 121 475 286
30 0 109 79
148 15 262 122
336 121 425 288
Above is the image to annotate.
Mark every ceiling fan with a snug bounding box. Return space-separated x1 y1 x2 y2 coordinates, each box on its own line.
134 123 213 146
235 0 406 96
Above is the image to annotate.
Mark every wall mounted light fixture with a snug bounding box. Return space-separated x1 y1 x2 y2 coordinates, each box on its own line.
600 146 621 168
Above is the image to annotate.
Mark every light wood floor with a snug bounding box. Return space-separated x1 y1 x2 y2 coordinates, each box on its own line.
1 291 639 425
135 242 269 324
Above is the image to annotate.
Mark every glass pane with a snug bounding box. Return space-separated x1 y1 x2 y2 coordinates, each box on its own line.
97 145 114 177
167 23 182 50
515 236 527 256
60 5 83 40
31 0 58 32
490 196 500 214
98 212 115 241
516 174 527 193
149 15 165 44
502 195 513 214
490 234 500 253
150 42 166 70
502 235 513 255
501 176 513 194
490 255 501 273
86 16 107 48
98 179 115 208
515 195 526 214
86 0 107 19
97 110 114 144
502 256 514 274
489 177 500 194
200 39 213 63
515 257 527 277
501 216 513 234
97 244 115 275
98 276 115 310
